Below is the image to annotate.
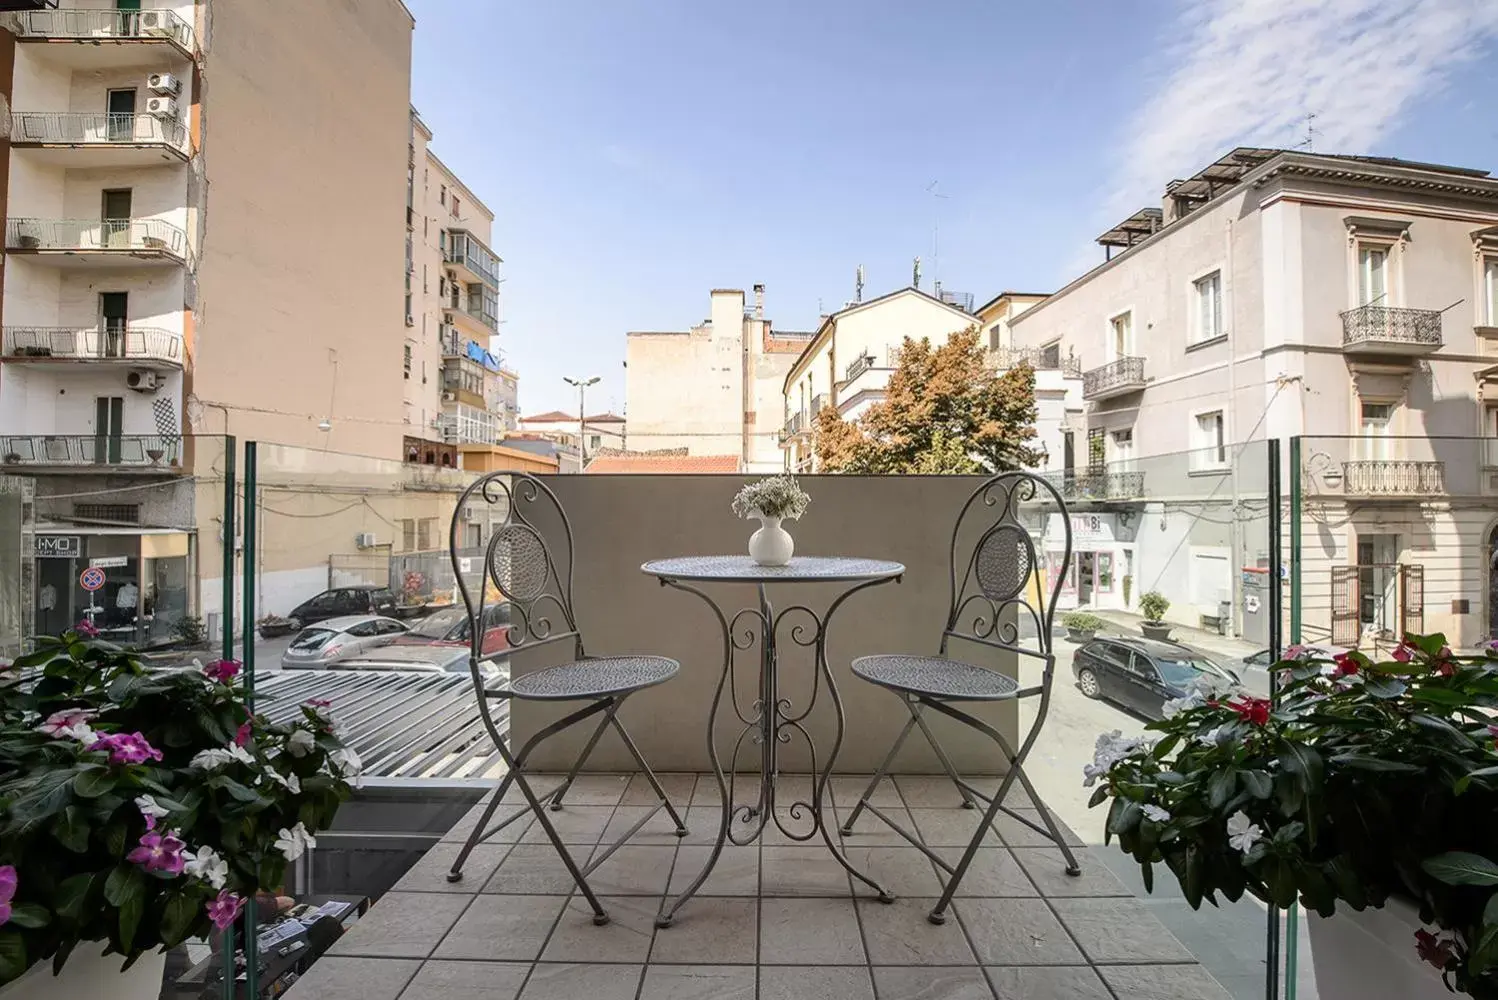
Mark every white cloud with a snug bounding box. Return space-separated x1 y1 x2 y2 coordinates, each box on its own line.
1105 0 1498 221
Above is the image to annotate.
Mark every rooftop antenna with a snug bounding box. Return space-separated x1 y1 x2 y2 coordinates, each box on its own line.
926 180 948 287
912 256 922 290
1292 112 1321 153
855 264 865 304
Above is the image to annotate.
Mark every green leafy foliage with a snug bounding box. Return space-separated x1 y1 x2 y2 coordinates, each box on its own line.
1091 635 1498 998
1062 612 1106 632
0 630 358 985
1137 591 1170 623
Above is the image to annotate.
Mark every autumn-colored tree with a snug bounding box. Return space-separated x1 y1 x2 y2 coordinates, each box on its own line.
813 326 1042 474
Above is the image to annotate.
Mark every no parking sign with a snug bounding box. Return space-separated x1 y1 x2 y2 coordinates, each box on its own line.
80 567 106 592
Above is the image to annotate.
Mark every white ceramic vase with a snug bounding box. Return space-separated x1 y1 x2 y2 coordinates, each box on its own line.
747 513 794 566
0 944 165 1000
1306 898 1450 1000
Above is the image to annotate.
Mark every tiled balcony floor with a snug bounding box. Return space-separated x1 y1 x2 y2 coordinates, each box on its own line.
284 773 1233 1000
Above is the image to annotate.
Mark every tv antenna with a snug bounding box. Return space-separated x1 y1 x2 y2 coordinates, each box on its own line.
1292 113 1321 153
926 180 948 287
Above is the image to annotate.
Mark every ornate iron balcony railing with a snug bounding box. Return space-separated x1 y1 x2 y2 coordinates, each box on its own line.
10 112 188 153
845 354 875 382
1043 469 1145 501
1340 305 1442 350
11 9 195 53
993 346 1081 377
4 326 182 364
0 434 181 469
1081 356 1146 399
1341 460 1446 496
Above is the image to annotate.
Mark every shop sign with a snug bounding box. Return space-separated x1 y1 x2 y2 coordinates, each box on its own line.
89 556 129 569
34 535 81 559
1069 513 1115 543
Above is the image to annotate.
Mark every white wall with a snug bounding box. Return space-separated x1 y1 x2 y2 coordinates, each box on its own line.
0 365 182 435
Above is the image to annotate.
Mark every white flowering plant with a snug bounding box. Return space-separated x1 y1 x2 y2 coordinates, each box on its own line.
0 625 359 985
1089 633 1498 998
731 476 810 521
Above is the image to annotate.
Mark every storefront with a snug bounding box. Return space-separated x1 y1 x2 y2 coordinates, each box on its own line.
1042 511 1135 612
33 529 194 646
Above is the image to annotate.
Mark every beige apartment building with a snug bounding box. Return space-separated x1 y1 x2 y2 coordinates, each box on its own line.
0 0 423 639
403 118 506 466
781 286 981 471
974 290 1082 481
1009 147 1498 647
626 285 809 473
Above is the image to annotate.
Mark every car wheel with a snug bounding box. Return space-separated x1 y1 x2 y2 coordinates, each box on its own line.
1077 668 1101 699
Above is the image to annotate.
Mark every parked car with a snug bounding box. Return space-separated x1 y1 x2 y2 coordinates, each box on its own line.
334 643 485 675
394 604 510 656
1233 644 1349 676
280 615 409 670
1072 636 1241 720
288 585 398 627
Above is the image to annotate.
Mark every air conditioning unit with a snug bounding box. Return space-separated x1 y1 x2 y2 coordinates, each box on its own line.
145 96 179 119
139 10 173 35
125 370 159 393
147 73 182 97
354 532 378 549
441 390 457 403
405 313 415 327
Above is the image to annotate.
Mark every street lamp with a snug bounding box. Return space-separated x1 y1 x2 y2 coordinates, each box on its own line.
563 375 600 466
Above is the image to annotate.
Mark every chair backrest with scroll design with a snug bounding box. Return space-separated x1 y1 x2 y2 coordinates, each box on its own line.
939 471 1072 684
448 472 585 681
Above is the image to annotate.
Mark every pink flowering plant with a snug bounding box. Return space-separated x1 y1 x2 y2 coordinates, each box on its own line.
0 626 359 985
1089 632 1498 998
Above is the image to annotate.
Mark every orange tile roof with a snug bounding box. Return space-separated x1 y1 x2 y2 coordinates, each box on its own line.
585 452 741 474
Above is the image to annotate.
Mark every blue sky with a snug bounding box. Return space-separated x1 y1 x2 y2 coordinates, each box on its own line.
407 0 1498 415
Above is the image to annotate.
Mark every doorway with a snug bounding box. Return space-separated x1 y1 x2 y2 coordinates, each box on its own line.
1356 533 1398 635
116 0 141 35
106 88 136 142
101 188 132 248
1076 552 1096 606
94 396 124 463
99 292 128 358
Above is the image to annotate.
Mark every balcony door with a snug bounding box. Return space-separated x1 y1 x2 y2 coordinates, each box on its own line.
94 396 124 464
1358 246 1388 306
1356 533 1399 637
1110 312 1134 360
116 0 141 36
101 189 132 248
99 292 128 358
1357 401 1395 461
106 88 136 143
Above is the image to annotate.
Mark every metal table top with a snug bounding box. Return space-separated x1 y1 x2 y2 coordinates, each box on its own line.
641 554 904 583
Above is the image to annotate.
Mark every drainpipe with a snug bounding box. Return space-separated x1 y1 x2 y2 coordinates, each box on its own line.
1227 217 1243 639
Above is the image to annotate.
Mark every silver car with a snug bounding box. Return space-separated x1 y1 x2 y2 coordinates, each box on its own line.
281 615 409 670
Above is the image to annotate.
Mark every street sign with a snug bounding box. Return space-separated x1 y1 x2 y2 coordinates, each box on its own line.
35 535 81 559
89 556 129 569
80 567 106 592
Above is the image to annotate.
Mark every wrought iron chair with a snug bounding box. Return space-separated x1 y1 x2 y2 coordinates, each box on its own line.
443 472 687 925
840 471 1080 924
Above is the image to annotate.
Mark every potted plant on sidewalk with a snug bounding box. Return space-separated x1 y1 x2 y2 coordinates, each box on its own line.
0 625 360 998
1137 591 1172 640
1062 611 1105 642
1087 634 1498 1000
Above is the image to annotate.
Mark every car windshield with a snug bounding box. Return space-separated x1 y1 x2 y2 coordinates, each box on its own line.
1154 656 1226 689
290 628 335 651
409 608 465 639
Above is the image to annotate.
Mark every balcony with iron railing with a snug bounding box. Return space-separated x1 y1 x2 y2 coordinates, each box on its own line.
0 434 181 471
993 345 1082 377
9 112 189 164
784 410 807 439
1339 304 1443 355
1341 459 1447 497
9 8 196 59
1081 355 1146 400
444 229 502 289
3 325 182 369
5 217 190 266
1043 467 1146 501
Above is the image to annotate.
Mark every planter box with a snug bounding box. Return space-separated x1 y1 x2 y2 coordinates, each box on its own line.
1307 898 1449 1000
1140 622 1173 641
1065 628 1096 642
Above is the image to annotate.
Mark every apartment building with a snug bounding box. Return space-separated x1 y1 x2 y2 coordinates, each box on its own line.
1010 147 1498 646
518 410 626 459
404 117 505 463
626 285 809 473
780 286 978 471
974 290 1082 481
0 0 415 640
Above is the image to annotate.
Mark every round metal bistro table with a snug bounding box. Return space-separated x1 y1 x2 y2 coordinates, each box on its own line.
642 554 904 927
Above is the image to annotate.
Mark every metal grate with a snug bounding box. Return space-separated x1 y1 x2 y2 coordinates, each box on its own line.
72 503 140 524
257 670 509 785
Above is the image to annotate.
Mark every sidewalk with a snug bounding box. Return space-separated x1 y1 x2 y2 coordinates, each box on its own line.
1086 609 1261 662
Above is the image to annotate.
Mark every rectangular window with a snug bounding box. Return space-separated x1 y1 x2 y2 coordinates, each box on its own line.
403 344 412 378
1110 428 1134 469
1087 427 1106 470
1359 246 1388 306
1485 258 1498 325
1096 552 1114 593
1192 410 1226 470
439 185 447 206
1110 312 1133 357
400 519 415 552
452 196 460 218
1192 271 1222 343
1039 342 1061 368
416 518 435 551
1358 401 1394 460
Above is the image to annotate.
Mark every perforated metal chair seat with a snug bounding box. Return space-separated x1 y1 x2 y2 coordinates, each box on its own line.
507 655 680 701
851 654 1020 702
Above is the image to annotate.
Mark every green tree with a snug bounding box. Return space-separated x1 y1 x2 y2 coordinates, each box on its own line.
813 326 1042 473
